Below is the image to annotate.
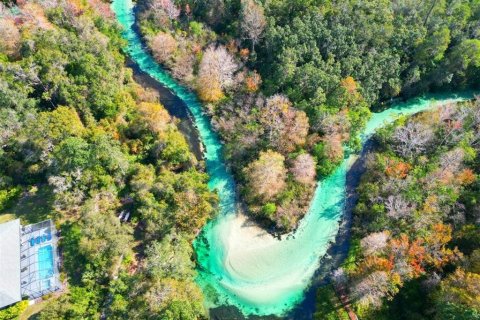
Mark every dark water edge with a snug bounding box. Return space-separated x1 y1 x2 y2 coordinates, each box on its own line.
124 3 204 161
125 57 204 161
209 141 374 320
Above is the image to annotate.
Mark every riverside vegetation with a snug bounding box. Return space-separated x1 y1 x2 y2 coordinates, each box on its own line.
0 0 479 319
0 0 216 319
137 0 480 232
136 0 480 318
318 99 480 320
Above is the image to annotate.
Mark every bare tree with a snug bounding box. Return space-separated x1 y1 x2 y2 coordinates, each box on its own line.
360 231 390 255
384 195 415 219
0 109 20 149
290 153 316 184
324 134 344 162
332 268 348 286
392 121 434 158
199 45 238 88
422 272 441 290
381 176 410 197
244 150 287 201
150 0 180 20
197 45 238 102
313 110 351 141
149 32 177 64
261 94 288 142
439 148 464 173
352 271 391 307
393 258 414 279
457 99 480 148
48 175 72 194
439 103 456 122
261 94 309 153
241 0 266 53
450 203 466 226
48 170 85 213
172 52 195 83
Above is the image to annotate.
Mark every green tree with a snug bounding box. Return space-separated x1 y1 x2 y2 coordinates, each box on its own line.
145 233 195 280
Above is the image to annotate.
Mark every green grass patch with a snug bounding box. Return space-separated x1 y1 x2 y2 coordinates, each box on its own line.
19 297 53 320
0 186 55 225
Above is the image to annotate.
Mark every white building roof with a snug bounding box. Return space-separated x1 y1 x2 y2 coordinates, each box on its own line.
0 219 21 309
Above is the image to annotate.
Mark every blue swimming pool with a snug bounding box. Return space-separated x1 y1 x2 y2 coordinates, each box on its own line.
37 245 54 287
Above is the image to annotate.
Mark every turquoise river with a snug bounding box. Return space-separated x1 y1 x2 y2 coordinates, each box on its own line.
111 0 474 316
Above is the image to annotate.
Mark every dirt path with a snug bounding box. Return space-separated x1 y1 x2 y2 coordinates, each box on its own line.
334 285 358 320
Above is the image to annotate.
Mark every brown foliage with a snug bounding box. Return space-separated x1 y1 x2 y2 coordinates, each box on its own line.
290 153 316 184
324 134 344 162
197 76 224 102
438 268 480 309
0 18 21 57
240 48 250 60
384 158 411 179
456 168 476 185
423 224 459 269
340 76 358 95
244 150 287 201
150 32 177 63
261 95 309 153
245 71 261 92
138 102 172 134
197 45 237 102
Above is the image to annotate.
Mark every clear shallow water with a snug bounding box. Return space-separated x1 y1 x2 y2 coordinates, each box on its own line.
110 0 473 316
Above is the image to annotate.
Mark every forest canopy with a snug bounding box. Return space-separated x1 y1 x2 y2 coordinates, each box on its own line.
328 99 480 320
137 0 480 231
0 0 216 319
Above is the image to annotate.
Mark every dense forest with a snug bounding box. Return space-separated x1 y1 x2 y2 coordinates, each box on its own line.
0 0 216 319
137 0 480 232
320 99 480 320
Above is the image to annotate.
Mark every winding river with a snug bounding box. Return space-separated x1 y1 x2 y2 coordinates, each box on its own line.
111 0 473 317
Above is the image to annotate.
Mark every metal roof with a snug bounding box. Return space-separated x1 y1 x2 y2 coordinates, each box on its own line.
0 219 21 309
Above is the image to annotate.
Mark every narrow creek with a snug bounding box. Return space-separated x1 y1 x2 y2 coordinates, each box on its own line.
111 0 474 318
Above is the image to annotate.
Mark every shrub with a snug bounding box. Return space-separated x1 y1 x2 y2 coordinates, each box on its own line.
0 187 21 211
0 300 29 320
262 203 277 217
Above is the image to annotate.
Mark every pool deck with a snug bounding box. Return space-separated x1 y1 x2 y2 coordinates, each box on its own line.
19 220 61 299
